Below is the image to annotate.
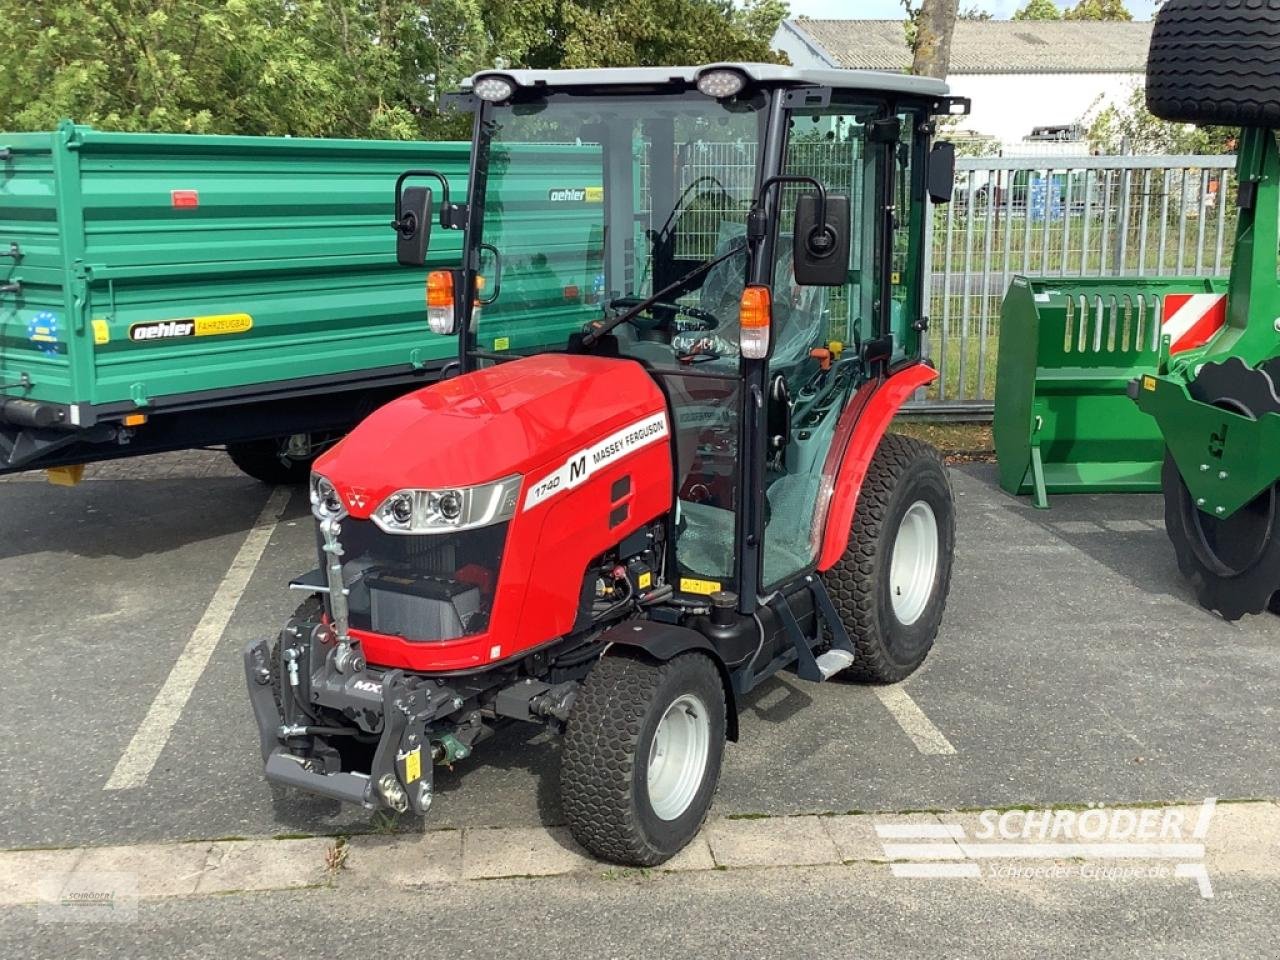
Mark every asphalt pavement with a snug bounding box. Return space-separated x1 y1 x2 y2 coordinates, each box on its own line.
0 451 1276 852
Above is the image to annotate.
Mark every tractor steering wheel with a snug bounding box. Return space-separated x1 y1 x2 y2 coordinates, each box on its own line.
609 297 721 338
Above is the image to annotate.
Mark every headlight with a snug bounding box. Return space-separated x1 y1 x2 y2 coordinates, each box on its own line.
310 473 346 520
372 475 522 535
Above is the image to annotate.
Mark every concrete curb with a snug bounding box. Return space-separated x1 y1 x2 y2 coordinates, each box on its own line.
4 801 1278 906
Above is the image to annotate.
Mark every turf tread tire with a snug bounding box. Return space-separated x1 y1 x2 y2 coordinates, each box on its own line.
1146 0 1280 128
824 433 955 683
560 652 725 866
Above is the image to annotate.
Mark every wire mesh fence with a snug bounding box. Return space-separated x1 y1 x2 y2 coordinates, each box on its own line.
631 143 1239 411
922 154 1238 409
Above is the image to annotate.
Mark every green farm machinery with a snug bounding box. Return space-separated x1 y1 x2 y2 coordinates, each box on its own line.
995 0 1280 620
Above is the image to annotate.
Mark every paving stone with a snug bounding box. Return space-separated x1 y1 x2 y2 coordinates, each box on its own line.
196 838 333 894
461 826 595 880
341 830 463 886
0 849 83 905
822 812 952 863
705 816 839 869
66 842 212 899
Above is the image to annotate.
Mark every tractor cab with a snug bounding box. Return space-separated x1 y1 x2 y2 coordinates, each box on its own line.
396 63 963 600
245 65 964 867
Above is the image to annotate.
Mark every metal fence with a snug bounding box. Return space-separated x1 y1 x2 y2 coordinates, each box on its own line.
638 143 1238 413
919 154 1238 412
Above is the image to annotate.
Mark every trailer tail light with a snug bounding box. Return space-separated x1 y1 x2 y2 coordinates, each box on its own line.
426 270 456 335
739 284 771 359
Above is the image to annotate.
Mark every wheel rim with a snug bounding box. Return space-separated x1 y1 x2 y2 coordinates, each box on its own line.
646 693 710 821
889 500 939 626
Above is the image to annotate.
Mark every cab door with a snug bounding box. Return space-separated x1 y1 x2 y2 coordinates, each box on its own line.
760 100 921 588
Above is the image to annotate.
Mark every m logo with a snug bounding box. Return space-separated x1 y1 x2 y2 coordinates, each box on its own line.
569 456 588 483
347 487 369 509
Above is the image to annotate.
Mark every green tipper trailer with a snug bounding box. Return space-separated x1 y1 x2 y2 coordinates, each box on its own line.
0 122 599 481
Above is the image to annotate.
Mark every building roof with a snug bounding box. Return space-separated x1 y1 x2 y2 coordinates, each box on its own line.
466 63 948 98
783 19 1154 75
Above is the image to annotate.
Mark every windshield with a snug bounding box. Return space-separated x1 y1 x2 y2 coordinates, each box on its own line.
469 91 767 366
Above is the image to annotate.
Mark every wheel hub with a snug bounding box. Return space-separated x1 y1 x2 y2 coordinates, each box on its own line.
889 500 939 626
647 693 710 821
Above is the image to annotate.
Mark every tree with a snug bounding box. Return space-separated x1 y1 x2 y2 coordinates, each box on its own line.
0 0 790 138
1084 85 1235 155
1013 0 1062 20
1063 0 1132 21
901 0 959 79
478 0 788 71
959 6 992 19
0 0 489 139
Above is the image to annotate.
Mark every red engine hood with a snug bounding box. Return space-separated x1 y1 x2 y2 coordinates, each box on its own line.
315 354 668 518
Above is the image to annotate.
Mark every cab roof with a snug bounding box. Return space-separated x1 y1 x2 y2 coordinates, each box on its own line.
463 62 950 99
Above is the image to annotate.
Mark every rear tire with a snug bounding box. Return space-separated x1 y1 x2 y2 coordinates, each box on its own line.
824 433 955 683
1146 0 1280 127
227 437 318 485
561 651 726 866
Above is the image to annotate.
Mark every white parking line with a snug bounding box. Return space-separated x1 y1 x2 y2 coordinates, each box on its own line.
874 684 956 756
104 487 292 791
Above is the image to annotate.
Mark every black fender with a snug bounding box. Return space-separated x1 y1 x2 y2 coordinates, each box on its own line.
599 619 739 741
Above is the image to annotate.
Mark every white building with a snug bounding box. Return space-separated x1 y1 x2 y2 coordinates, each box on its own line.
772 19 1153 149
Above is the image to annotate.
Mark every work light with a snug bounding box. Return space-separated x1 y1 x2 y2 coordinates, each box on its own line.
695 69 746 99
472 74 516 102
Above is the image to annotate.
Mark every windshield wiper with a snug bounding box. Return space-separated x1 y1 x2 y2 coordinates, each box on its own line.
580 241 747 348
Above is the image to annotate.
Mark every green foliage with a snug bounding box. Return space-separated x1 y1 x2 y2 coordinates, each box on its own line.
0 0 790 138
958 6 992 19
1013 0 1062 20
480 0 787 70
1085 86 1237 155
1063 0 1132 21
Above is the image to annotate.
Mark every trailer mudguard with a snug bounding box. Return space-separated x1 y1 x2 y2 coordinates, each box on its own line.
814 362 938 572
600 620 739 741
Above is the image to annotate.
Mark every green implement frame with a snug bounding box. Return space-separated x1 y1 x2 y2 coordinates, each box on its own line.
994 274 1227 508
1133 126 1280 518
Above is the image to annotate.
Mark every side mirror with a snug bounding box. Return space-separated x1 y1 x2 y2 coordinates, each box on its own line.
927 141 956 204
792 193 850 287
395 186 433 267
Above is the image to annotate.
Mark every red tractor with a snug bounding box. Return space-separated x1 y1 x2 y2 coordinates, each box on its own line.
245 64 964 865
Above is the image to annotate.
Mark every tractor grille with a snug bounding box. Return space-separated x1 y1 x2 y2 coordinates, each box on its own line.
320 518 507 642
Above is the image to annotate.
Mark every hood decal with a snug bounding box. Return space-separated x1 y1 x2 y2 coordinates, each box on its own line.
523 411 669 512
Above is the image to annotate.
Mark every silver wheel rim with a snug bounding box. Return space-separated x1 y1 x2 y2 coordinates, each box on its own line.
889 500 939 626
647 693 710 821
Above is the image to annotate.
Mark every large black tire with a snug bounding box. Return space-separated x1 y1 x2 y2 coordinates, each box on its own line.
560 651 726 866
227 437 316 485
1162 455 1280 621
1146 0 1280 127
824 433 955 683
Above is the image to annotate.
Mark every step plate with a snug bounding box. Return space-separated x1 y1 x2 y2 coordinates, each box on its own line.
814 649 855 681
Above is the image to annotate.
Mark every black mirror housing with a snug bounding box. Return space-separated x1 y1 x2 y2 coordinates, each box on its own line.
927 141 956 204
792 194 850 287
396 186 433 267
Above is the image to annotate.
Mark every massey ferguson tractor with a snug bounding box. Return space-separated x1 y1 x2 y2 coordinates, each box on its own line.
244 64 964 864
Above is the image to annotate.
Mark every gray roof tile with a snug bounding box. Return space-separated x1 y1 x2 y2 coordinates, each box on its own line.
788 19 1153 74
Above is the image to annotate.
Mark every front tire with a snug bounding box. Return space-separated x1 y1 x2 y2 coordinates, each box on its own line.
824 433 955 683
561 651 726 866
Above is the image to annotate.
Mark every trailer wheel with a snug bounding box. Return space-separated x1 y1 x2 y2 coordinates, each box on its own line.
227 436 319 485
1146 0 1280 128
824 433 955 683
561 651 725 866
